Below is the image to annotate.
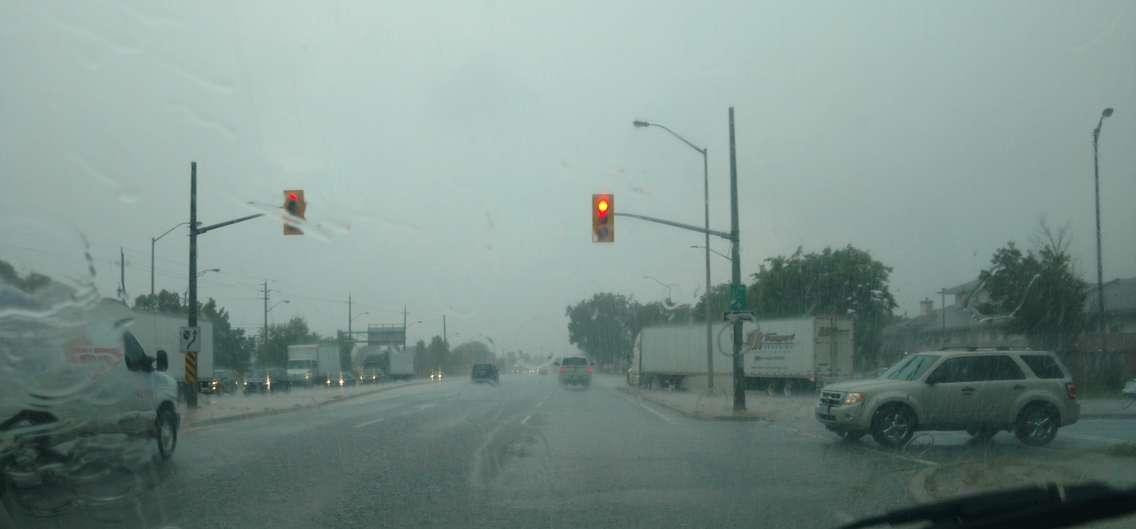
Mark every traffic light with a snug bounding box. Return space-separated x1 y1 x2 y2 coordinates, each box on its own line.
283 189 306 235
592 193 614 243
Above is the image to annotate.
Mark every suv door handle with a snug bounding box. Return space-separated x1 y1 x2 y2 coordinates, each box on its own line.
960 387 976 395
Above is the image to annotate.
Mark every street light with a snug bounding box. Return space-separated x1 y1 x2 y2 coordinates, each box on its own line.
634 118 715 391
643 275 677 306
351 311 370 323
197 268 221 277
1092 106 1115 345
268 299 291 313
691 245 730 261
150 222 189 296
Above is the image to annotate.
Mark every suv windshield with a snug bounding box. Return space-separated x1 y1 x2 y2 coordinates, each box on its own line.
883 354 940 381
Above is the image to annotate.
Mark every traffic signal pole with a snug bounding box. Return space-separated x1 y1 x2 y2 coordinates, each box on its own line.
185 161 266 408
610 107 747 412
727 107 745 412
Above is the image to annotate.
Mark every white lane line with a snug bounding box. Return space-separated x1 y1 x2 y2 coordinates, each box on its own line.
353 416 385 428
521 414 532 425
635 398 675 424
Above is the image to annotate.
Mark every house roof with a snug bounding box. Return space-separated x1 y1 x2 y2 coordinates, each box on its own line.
942 278 981 295
1085 276 1136 314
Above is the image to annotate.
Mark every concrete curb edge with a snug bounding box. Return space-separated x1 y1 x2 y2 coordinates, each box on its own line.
615 385 767 422
184 381 430 429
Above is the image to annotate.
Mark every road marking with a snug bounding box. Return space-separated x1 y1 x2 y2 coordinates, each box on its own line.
634 398 675 424
354 416 386 428
521 414 532 425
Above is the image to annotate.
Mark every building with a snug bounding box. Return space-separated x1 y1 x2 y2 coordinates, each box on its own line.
880 278 1027 364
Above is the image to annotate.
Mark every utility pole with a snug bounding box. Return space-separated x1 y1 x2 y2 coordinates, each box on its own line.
117 247 127 301
183 161 266 408
187 163 199 408
443 315 447 345
403 305 408 351
728 106 746 412
261 281 270 349
347 293 353 340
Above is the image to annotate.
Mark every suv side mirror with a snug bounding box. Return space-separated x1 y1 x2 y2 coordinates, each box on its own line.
155 350 169 372
925 373 939 385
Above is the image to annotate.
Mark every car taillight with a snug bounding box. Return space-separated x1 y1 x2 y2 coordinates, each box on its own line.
1066 382 1077 400
586 367 592 374
559 367 566 374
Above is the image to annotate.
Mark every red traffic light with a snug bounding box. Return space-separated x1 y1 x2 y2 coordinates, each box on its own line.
283 189 306 235
592 193 614 243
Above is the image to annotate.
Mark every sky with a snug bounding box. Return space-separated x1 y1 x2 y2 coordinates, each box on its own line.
2 1 1134 356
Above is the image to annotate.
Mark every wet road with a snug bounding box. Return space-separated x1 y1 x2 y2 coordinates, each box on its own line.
5 375 1136 529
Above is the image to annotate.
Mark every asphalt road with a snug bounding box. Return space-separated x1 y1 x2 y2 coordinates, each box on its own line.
5 375 1136 529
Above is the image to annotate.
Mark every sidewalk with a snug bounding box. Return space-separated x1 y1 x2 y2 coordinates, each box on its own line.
182 380 426 428
610 379 814 422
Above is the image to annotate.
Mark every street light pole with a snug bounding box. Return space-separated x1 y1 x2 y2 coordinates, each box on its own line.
151 222 188 296
1092 107 1114 346
633 119 715 392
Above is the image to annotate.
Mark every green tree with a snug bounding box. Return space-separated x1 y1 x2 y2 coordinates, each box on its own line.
693 284 731 322
413 339 429 374
424 335 449 372
260 316 322 367
747 245 897 368
450 340 493 372
977 223 1085 353
565 292 639 365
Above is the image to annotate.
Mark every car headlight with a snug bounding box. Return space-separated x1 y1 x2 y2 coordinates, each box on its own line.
843 392 865 405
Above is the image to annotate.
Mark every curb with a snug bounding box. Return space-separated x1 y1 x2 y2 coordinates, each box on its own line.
184 381 430 429
615 386 767 422
1080 413 1136 420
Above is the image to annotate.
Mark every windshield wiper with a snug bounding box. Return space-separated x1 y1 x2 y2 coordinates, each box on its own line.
837 482 1136 529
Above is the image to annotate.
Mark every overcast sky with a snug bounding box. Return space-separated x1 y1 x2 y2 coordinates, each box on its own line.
2 1 1134 355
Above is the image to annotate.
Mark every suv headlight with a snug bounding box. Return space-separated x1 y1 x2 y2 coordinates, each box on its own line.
843 392 865 405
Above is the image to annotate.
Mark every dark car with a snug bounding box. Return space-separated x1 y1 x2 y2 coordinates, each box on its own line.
471 363 499 384
243 368 291 394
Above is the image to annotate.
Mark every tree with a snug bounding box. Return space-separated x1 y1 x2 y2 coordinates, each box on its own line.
693 284 731 322
412 339 429 374
977 222 1086 353
423 335 449 373
747 245 897 368
450 340 493 372
565 293 639 365
260 316 322 367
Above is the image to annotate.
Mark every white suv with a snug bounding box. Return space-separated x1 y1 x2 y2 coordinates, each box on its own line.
816 349 1079 448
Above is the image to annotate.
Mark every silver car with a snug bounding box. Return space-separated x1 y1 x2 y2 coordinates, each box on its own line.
817 349 1079 448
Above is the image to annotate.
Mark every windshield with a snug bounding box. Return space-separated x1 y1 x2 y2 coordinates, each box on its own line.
882 354 941 381
2 2 1135 529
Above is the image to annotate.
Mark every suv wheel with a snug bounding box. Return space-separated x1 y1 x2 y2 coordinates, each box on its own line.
156 406 178 460
870 404 915 449
1014 403 1059 446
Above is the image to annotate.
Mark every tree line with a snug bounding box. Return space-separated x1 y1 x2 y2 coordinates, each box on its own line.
566 233 1087 370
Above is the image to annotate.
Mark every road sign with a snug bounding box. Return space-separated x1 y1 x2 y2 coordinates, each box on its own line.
179 326 201 352
729 284 746 310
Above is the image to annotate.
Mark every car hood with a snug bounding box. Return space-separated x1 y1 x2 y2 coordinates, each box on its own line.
822 378 920 393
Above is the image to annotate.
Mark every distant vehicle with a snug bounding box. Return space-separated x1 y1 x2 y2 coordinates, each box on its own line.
200 368 238 394
243 367 290 393
286 343 341 386
351 344 386 384
557 357 592 388
627 324 733 390
428 369 445 382
387 349 415 380
471 363 499 384
817 349 1079 448
123 304 215 394
537 367 548 376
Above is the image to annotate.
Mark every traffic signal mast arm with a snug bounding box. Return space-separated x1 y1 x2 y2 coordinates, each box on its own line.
195 213 265 235
615 211 733 241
